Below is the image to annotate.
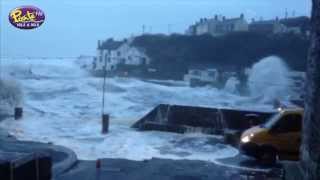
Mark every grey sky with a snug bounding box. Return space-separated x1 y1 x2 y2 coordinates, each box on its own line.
0 0 312 58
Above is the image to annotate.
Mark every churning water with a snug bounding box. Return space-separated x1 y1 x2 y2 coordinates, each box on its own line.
248 56 291 103
0 56 292 161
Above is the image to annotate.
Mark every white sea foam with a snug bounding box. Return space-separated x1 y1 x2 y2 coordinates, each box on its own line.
0 57 283 161
248 56 291 103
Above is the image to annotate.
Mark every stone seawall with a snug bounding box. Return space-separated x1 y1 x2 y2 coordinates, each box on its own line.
132 104 275 135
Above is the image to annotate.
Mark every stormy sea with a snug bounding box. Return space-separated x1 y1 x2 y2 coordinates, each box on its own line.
0 56 292 161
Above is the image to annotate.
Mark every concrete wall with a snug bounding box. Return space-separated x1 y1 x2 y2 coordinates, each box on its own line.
0 151 52 180
132 104 275 135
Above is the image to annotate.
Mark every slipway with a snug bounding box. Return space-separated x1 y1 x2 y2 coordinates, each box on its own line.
132 104 275 144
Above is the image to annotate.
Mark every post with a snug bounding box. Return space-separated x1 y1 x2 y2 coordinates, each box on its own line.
102 114 109 134
96 159 101 180
14 107 23 120
101 50 110 134
301 0 320 179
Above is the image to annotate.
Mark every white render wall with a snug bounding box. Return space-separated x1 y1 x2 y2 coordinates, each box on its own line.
184 69 219 83
94 41 151 71
234 19 249 32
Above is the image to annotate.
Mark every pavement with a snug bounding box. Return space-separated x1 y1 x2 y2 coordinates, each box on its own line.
57 158 229 180
0 125 287 180
0 121 299 180
0 130 77 177
57 156 288 180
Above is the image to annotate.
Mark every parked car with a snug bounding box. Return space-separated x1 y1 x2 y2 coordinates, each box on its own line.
240 108 303 164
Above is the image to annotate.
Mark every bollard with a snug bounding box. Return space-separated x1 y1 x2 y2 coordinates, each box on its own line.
96 159 101 169
14 107 23 120
96 159 101 180
102 114 109 134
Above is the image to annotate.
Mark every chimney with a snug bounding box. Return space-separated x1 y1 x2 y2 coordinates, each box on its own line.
240 13 244 19
276 16 279 21
251 18 255 23
214 14 218 20
98 40 101 49
223 16 226 21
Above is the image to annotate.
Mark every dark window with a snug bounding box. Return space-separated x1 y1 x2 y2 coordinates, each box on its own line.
141 57 147 65
274 114 302 132
191 70 201 76
208 71 217 77
230 24 235 31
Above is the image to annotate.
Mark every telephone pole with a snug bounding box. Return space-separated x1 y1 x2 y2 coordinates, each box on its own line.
168 24 172 35
142 25 146 35
0 0 2 80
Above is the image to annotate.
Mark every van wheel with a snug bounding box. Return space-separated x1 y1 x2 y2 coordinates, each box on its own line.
259 148 277 165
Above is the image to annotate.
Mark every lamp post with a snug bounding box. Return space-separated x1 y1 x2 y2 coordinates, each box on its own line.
101 50 109 134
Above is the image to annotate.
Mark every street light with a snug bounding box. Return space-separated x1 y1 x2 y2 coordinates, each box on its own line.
101 50 109 134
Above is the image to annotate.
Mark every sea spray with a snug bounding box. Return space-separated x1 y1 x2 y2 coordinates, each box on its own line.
0 58 274 160
248 56 291 103
224 77 240 95
0 78 23 114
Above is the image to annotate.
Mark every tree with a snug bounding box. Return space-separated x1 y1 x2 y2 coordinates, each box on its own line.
301 0 320 179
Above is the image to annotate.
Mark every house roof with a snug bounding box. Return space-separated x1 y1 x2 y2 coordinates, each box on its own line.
251 20 278 25
223 18 243 24
99 39 124 50
280 16 310 30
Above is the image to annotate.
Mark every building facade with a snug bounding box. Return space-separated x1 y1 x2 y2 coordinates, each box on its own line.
249 18 287 34
186 14 249 36
94 38 151 72
187 14 308 37
288 71 306 101
184 69 220 87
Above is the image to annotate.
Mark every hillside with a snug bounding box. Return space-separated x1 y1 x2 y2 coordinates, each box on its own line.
132 32 309 72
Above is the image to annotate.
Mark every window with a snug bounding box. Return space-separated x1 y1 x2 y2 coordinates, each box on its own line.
231 24 235 30
191 70 201 76
208 71 217 77
274 114 302 132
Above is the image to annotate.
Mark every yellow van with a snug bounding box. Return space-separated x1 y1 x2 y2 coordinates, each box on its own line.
240 108 303 164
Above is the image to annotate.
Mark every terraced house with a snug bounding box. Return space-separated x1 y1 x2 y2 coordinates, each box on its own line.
94 38 151 73
185 14 249 36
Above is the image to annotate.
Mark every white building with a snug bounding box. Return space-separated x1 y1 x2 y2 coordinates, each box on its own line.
286 27 302 34
288 71 306 101
249 18 288 34
184 69 219 86
215 15 249 35
94 38 151 72
186 14 249 36
117 43 150 65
